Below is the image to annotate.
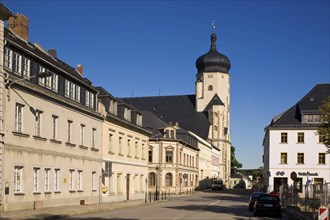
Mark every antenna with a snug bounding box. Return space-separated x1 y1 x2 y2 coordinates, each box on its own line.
131 90 134 97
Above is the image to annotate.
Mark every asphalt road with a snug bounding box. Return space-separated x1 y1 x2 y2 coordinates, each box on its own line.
72 191 296 220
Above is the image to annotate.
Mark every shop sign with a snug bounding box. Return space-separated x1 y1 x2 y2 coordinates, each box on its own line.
298 171 318 176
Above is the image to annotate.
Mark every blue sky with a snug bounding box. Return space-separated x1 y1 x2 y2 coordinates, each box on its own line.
4 0 329 169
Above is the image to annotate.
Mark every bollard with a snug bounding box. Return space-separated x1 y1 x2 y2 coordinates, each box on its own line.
145 192 147 203
149 192 151 203
161 191 163 200
165 191 167 200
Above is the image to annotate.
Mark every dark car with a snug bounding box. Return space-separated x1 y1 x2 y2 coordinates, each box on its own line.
211 179 224 190
253 194 282 217
248 192 267 211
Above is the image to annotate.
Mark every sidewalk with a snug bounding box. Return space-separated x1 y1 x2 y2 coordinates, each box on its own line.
0 199 146 220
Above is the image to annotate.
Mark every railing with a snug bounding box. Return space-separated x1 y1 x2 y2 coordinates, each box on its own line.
281 183 330 219
146 188 196 203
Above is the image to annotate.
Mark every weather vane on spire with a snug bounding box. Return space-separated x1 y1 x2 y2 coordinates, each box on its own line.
212 20 216 34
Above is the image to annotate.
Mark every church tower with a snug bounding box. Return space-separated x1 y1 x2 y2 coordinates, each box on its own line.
195 25 232 187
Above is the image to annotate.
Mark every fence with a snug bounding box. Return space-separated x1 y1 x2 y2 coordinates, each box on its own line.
281 183 330 219
146 188 196 203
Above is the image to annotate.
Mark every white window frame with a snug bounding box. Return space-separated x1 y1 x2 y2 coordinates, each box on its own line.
80 124 85 146
13 52 21 75
4 47 12 69
77 170 83 191
69 169 75 191
38 66 46 86
76 86 80 102
33 167 40 192
92 128 96 148
54 169 60 191
44 168 50 192
65 80 70 97
14 166 23 193
15 103 24 133
67 120 73 143
52 115 58 140
35 110 42 137
22 57 30 77
52 73 58 92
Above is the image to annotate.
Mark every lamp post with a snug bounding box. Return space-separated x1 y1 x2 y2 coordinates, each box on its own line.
155 166 160 200
5 71 51 101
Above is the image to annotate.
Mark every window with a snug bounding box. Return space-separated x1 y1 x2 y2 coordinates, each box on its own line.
67 120 73 143
44 168 50 192
108 133 113 153
77 170 83 191
314 178 324 185
148 149 152 163
69 170 74 190
165 173 173 187
76 86 80 102
208 85 213 91
124 107 131 121
70 82 75 100
52 73 58 92
13 52 21 74
297 132 304 143
166 150 173 163
14 166 23 193
92 171 97 191
127 139 131 156
38 66 45 86
15 103 24 133
35 110 42 136
46 73 52 89
92 128 96 148
4 47 12 69
52 115 58 140
65 80 70 97
297 153 304 164
280 153 287 164
22 57 30 77
142 143 145 159
54 169 60 191
117 173 122 193
85 91 95 108
80 124 85 146
33 167 40 192
149 173 156 186
303 114 321 123
119 136 123 155
280 132 288 143
135 141 138 157
319 153 326 164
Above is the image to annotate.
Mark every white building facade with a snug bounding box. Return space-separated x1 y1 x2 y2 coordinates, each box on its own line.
263 84 330 195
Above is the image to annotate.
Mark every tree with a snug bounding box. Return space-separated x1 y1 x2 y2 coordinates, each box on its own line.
231 145 242 172
318 96 330 153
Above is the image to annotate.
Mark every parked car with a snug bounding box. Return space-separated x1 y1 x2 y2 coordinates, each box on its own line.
253 194 282 217
211 179 224 190
248 192 267 211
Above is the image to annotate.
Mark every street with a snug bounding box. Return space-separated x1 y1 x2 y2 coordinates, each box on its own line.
72 191 296 220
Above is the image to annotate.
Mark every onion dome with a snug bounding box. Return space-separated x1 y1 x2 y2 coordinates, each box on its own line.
196 33 231 74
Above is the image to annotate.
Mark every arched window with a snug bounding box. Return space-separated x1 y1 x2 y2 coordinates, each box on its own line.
149 172 156 186
208 85 213 91
165 173 173 187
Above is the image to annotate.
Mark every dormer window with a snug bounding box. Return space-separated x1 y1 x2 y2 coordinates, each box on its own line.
136 114 142 126
124 107 131 121
164 128 175 138
109 99 118 115
302 114 321 124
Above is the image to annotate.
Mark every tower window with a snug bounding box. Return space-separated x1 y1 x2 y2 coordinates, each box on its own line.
208 85 213 91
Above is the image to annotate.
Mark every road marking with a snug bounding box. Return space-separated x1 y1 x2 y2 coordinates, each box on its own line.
172 200 220 220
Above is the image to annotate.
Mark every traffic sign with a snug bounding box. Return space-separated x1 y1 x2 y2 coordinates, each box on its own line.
319 206 328 220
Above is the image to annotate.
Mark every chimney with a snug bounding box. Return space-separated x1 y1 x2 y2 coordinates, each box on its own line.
77 64 83 75
48 49 57 58
8 14 29 41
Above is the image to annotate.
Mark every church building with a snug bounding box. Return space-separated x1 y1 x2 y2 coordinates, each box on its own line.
123 28 232 187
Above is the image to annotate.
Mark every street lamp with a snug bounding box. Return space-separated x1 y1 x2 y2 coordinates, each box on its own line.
155 166 160 200
5 71 52 101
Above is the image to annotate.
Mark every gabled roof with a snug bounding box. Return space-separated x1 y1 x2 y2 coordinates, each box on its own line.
141 111 169 138
4 28 97 91
267 84 330 129
205 94 224 110
122 95 210 139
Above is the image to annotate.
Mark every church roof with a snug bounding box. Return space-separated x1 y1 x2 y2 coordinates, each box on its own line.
122 95 211 139
196 33 231 74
